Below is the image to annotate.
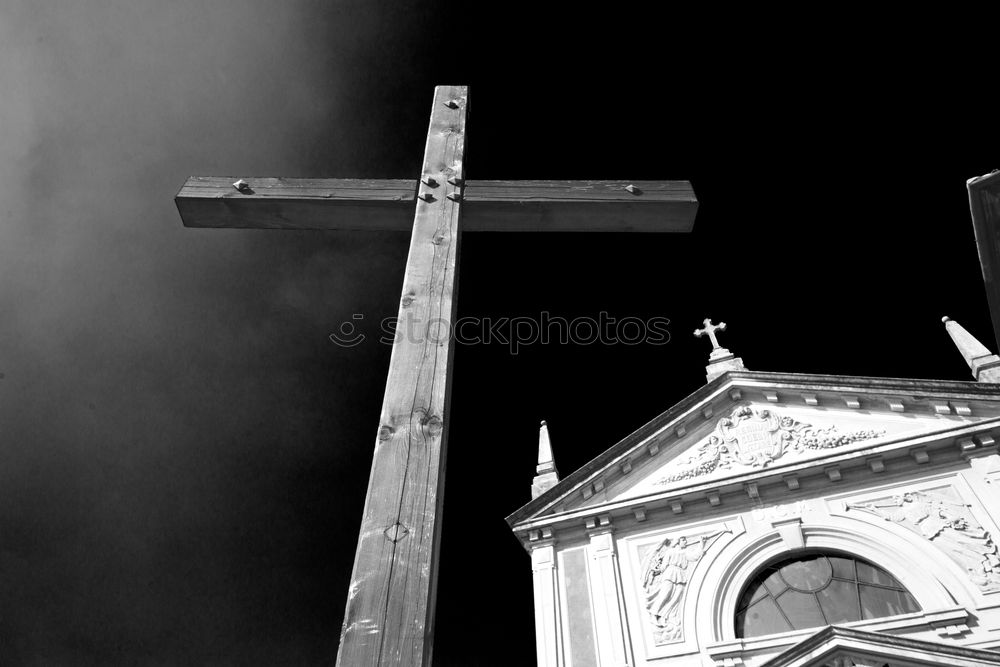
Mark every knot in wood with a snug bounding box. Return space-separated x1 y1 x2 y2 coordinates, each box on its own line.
377 424 395 441
432 235 445 246
420 413 443 435
401 293 415 307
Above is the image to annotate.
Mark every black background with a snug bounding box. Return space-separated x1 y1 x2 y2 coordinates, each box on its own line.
1 2 998 664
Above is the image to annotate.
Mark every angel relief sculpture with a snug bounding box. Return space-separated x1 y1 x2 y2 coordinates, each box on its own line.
848 490 1000 591
641 529 730 644
656 406 884 485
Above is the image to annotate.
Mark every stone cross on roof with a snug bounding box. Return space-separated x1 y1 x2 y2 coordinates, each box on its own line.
694 318 746 383
694 318 727 354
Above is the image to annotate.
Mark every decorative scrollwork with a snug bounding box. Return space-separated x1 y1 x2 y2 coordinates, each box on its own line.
655 406 884 485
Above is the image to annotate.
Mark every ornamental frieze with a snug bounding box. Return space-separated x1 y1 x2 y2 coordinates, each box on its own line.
654 405 884 485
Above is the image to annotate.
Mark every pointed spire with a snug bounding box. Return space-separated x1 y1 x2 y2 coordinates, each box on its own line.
943 316 1000 382
694 318 746 383
531 420 560 499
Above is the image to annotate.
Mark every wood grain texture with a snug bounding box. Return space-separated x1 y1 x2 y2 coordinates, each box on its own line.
968 170 1000 354
175 178 697 232
335 85 467 667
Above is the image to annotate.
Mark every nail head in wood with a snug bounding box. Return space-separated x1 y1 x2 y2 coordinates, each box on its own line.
232 179 251 192
383 522 409 543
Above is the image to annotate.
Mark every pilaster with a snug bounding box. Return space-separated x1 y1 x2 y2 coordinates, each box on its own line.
530 531 562 667
586 515 634 667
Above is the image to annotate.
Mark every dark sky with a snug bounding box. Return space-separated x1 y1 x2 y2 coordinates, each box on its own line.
1 2 998 664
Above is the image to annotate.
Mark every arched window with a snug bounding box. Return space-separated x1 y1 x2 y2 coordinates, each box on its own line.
735 552 920 638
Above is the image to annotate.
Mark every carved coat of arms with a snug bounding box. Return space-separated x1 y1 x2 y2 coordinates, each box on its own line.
656 405 884 485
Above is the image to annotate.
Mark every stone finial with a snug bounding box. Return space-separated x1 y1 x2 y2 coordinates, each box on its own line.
531 420 560 499
694 318 746 383
943 316 1000 383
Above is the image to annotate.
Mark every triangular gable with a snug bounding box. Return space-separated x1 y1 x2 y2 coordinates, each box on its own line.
508 371 1000 529
762 625 1000 667
596 400 976 508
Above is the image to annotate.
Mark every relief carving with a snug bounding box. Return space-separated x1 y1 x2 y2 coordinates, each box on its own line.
847 489 1000 591
655 405 884 485
642 528 729 644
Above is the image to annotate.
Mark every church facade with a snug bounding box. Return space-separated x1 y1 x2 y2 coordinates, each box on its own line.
507 318 1000 666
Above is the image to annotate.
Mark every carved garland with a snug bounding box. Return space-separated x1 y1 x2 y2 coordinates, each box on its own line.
656 405 884 485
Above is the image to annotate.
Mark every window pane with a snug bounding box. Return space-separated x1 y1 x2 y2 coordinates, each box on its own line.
815 579 861 624
829 556 856 580
737 553 921 639
776 589 827 630
763 570 787 596
737 583 768 611
739 596 791 637
780 556 832 592
860 585 920 619
857 561 904 588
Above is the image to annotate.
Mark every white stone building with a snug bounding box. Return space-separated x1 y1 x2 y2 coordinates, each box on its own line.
508 318 1000 666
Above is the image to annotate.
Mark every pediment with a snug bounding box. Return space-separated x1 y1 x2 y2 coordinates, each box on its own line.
598 400 974 507
508 372 1000 529
760 626 1000 667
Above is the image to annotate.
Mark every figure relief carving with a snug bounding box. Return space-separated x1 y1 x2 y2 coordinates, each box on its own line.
847 489 1000 591
641 528 729 644
655 405 884 485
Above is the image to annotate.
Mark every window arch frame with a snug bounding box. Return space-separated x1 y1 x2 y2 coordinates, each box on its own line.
696 519 969 644
733 550 921 638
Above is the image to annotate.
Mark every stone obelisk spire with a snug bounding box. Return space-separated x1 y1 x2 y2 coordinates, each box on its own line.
943 316 1000 383
531 420 560 499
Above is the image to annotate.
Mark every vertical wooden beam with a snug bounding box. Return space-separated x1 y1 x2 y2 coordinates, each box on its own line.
336 85 467 666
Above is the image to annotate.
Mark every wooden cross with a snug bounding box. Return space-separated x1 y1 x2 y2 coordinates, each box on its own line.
175 85 698 666
694 317 727 351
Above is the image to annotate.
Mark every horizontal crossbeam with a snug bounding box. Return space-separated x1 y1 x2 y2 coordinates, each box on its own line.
175 177 697 232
